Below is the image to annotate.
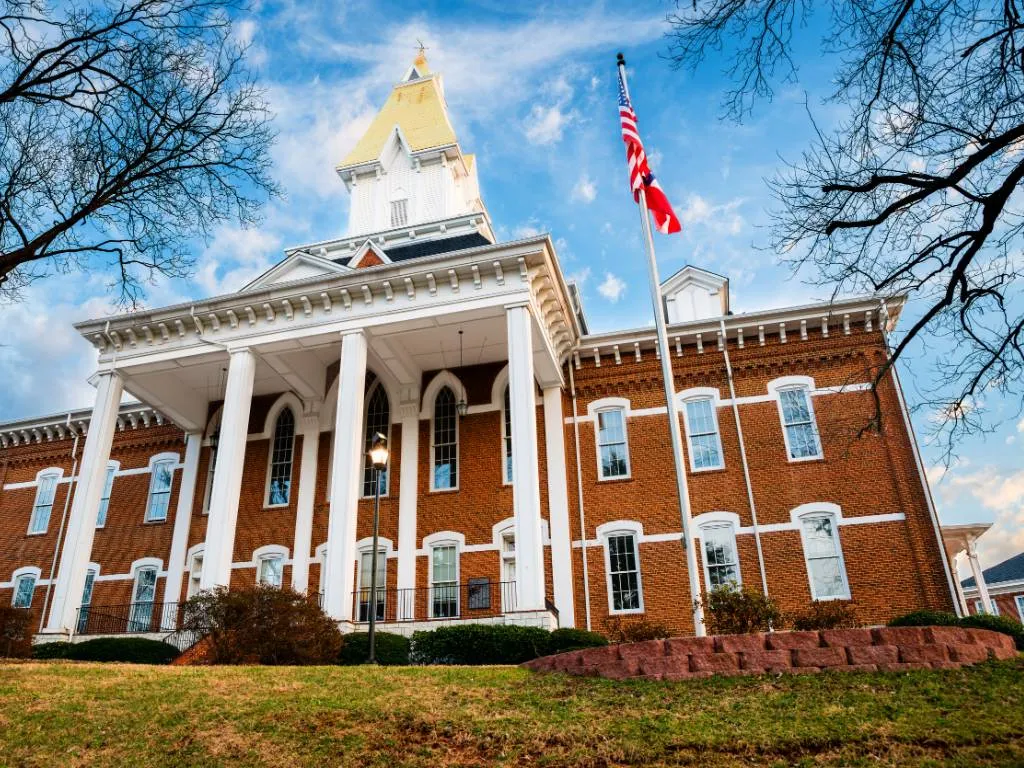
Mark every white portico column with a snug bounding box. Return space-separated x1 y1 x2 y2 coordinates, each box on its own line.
543 386 575 626
201 348 256 590
395 403 420 620
966 541 993 614
324 330 368 622
291 407 322 594
507 303 546 612
162 431 203 618
46 371 123 633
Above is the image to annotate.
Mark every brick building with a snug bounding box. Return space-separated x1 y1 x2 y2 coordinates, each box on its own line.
0 54 958 639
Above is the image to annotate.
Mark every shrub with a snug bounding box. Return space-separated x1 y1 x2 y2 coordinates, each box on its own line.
959 614 1024 651
410 624 551 665
700 586 782 635
790 601 860 631
888 610 960 628
0 606 33 659
605 617 674 644
65 637 179 664
32 642 74 660
338 632 410 666
181 585 342 665
548 627 608 654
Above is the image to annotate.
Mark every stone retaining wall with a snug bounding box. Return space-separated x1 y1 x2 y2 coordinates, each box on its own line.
522 627 1018 681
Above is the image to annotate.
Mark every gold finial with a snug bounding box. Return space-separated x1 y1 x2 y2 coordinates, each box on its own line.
413 39 429 71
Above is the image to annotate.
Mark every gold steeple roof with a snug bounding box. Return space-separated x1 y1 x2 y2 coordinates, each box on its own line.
337 52 456 170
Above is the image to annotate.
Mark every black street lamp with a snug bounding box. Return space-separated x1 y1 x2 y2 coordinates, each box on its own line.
367 431 389 663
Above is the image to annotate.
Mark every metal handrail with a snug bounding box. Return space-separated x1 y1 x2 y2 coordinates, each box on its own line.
350 580 517 623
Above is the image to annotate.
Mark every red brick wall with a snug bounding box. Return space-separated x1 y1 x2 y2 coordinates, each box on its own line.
966 589 1024 620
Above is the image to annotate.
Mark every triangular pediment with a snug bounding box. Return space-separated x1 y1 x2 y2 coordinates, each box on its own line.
241 251 352 292
347 239 392 269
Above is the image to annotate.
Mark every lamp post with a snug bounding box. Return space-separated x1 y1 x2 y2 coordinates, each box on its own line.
367 432 389 663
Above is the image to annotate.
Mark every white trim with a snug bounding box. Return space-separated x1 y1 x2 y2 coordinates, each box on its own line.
425 533 462 619
348 239 393 269
359 378 392 499
588 399 631 481
768 376 824 462
420 370 468 420
95 460 120 529
144 452 179 522
27 467 63 535
356 536 396 556
678 387 725 472
257 392 307 439
130 557 164 576
696 518 742 591
10 566 41 608
263 397 299 508
426 375 462 492
1015 595 1024 623
596 521 645 615
253 544 289 586
494 365 512 485
794 505 851 601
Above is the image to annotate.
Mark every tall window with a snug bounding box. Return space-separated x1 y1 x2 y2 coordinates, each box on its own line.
258 555 284 587
778 387 823 460
362 382 390 497
702 524 740 589
800 514 850 600
357 549 386 622
77 568 97 633
975 599 999 616
12 573 36 608
502 385 513 483
145 459 175 522
267 408 295 506
128 567 157 631
390 198 408 228
606 532 642 612
684 397 724 470
203 444 218 514
28 472 59 534
432 387 458 490
597 408 629 479
96 463 117 528
430 544 458 618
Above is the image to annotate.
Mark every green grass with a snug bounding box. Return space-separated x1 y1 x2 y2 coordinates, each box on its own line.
1 659 1022 766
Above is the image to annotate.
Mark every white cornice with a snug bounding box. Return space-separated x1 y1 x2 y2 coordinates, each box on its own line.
0 402 170 447
288 212 489 260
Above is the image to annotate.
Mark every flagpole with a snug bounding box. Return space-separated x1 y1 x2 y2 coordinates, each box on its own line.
617 52 705 636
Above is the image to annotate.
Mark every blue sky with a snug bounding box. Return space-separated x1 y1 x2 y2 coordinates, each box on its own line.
0 0 1020 572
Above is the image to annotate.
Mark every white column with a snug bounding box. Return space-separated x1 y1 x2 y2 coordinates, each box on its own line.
291 409 321 594
46 371 123 633
967 541 993 613
324 331 368 621
162 431 202 618
396 406 420 619
543 386 575 626
201 348 256 590
507 304 546 612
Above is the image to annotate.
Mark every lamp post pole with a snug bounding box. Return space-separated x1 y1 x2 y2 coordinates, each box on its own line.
367 432 388 664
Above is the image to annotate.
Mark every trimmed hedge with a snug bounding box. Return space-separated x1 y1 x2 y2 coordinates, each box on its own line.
338 632 410 666
32 642 74 660
411 624 553 665
889 610 1024 651
548 628 608 654
63 637 180 664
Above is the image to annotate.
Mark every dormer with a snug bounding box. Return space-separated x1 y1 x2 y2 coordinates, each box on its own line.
661 266 729 323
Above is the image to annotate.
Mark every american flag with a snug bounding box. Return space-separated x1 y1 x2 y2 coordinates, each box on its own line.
618 67 681 235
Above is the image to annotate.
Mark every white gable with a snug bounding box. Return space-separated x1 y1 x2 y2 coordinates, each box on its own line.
242 251 351 292
661 266 729 323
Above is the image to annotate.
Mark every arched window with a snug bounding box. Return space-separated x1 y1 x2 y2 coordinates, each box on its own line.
267 407 296 506
432 387 458 490
362 381 391 497
502 385 513 483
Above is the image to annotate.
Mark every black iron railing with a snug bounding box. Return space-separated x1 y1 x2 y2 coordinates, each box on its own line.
76 601 186 636
351 580 516 623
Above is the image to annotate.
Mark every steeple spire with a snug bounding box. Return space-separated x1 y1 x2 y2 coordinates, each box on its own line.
412 40 430 77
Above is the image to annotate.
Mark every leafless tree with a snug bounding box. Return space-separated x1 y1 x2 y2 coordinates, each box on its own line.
0 0 277 306
667 1 1024 457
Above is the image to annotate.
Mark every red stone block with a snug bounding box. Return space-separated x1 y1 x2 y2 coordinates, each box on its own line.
580 646 620 665
766 631 821 651
923 626 972 646
618 639 665 660
898 644 949 664
739 649 792 671
973 630 1015 651
991 645 1018 661
793 647 847 668
947 643 989 664
638 654 690 680
872 627 925 646
689 652 740 674
714 634 766 654
847 644 898 665
664 636 716 656
596 660 639 680
845 664 878 672
820 628 874 648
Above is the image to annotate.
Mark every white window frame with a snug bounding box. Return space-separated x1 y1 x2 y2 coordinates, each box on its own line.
769 376 824 462
390 198 409 228
597 521 645 615
1015 595 1024 623
425 532 462 619
679 388 725 472
144 453 179 523
974 599 999 616
186 545 205 599
264 405 297 508
356 538 391 622
77 565 99 633
128 559 161 631
10 566 40 608
253 545 289 587
361 378 392 499
96 461 119 528
501 384 513 485
429 385 460 492
28 468 63 535
796 508 851 601
697 518 742 591
589 398 631 481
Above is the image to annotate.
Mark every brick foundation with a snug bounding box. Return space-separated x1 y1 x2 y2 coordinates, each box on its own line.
522 626 1017 680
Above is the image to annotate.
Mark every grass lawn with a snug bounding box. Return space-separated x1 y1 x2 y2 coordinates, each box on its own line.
1 658 1022 767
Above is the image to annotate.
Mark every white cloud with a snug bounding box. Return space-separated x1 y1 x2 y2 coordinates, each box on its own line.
525 104 574 145
567 266 591 287
571 174 597 203
1018 417 1024 433
678 194 746 235
194 224 284 297
598 272 626 303
512 223 543 239
1006 435 1016 445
